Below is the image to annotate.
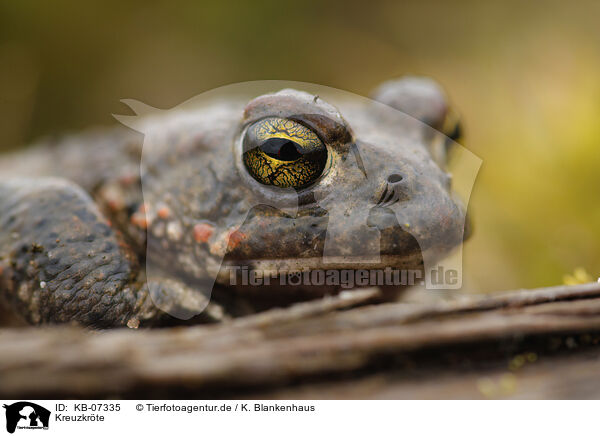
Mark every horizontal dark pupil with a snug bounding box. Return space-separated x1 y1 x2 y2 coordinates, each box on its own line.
260 138 303 161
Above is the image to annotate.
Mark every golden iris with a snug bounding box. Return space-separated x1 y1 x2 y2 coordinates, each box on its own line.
242 117 327 189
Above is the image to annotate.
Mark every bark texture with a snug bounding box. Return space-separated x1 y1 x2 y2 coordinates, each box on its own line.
2 283 600 399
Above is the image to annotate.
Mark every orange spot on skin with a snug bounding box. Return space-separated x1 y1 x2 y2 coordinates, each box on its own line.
157 206 171 219
227 229 247 250
107 199 122 211
131 212 148 229
119 173 136 186
193 223 214 244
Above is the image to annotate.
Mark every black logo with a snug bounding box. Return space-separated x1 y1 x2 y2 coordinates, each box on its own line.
3 402 50 434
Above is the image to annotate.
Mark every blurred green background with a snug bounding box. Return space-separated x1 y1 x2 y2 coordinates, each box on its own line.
1 0 599 292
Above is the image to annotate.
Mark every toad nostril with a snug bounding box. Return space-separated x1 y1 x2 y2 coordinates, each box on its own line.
387 174 403 184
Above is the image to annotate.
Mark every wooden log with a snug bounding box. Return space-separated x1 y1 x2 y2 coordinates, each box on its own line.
1 282 600 398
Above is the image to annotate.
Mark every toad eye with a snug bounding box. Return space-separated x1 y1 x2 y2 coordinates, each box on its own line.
242 117 328 189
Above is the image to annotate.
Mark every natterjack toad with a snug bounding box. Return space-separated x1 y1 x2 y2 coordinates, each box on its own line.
0 78 470 327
